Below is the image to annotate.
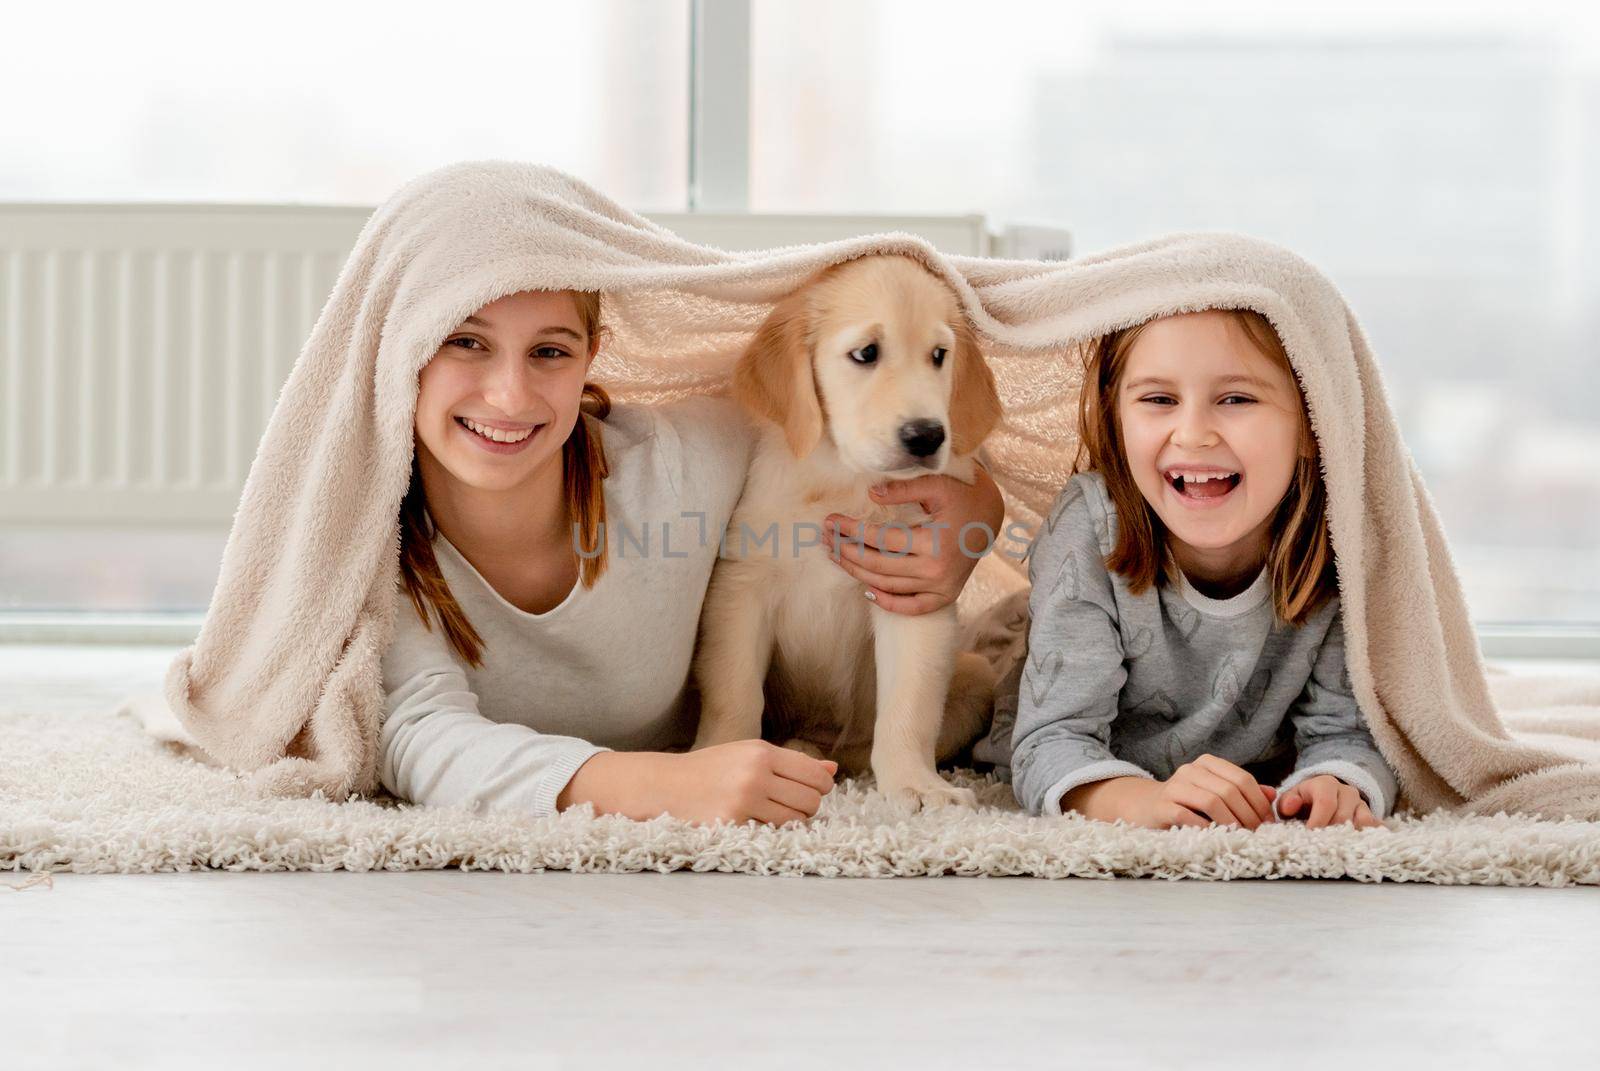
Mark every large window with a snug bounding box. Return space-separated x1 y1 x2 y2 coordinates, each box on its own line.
3 0 1597 630
2 1 689 209
753 0 1600 625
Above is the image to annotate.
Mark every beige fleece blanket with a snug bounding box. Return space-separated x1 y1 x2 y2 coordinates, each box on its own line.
124 160 1600 820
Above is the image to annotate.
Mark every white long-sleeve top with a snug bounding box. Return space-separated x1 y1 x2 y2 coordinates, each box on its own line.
379 395 756 816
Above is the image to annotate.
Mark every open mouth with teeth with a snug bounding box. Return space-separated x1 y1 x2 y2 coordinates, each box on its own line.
456 416 541 448
1166 469 1242 502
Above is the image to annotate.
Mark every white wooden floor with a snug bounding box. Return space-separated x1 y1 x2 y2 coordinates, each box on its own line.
4 644 1600 1068
4 872 1598 1068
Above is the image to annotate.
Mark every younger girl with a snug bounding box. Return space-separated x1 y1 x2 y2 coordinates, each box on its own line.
999 309 1395 829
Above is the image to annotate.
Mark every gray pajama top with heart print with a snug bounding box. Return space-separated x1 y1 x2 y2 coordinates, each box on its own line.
988 470 1397 819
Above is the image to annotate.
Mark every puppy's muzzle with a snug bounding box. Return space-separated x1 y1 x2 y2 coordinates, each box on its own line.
898 419 946 462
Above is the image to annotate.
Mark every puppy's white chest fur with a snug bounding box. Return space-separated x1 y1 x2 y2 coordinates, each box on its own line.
725 437 898 689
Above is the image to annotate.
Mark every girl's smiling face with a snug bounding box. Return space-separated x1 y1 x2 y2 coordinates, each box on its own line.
414 290 597 494
1115 310 1309 580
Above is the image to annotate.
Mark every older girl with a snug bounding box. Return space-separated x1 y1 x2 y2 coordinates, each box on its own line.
998 309 1396 829
381 288 1005 826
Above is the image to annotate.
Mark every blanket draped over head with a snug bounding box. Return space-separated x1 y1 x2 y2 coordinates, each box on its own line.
124 160 1600 820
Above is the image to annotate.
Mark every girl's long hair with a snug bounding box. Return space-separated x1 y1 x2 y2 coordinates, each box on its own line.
1075 309 1336 627
397 291 611 667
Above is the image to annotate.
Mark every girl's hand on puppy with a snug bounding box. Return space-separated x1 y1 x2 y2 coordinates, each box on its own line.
1276 774 1381 829
822 464 1006 615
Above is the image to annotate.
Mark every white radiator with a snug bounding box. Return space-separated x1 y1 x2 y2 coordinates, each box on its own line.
0 204 1043 528
0 206 365 524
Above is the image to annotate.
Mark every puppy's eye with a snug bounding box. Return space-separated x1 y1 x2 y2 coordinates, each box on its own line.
849 343 879 365
932 347 948 367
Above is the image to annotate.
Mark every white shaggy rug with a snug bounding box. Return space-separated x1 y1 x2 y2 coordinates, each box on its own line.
5 705 1599 885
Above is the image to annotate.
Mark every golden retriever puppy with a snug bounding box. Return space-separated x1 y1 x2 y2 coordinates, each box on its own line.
691 254 1003 809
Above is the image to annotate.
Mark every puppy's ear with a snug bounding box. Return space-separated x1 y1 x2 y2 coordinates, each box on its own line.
733 291 824 459
948 318 1003 455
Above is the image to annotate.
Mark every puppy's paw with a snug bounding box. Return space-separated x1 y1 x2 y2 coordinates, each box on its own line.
877 772 978 811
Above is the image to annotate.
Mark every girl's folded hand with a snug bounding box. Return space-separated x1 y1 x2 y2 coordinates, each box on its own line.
1152 754 1278 829
1064 756 1277 830
1277 774 1381 829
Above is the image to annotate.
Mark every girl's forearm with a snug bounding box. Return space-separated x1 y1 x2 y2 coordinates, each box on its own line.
556 750 670 820
1061 775 1150 821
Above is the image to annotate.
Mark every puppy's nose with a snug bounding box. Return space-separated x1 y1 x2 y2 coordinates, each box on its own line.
899 419 946 458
